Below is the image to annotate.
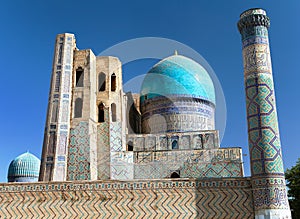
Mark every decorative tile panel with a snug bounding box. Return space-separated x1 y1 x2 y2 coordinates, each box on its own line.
97 108 110 180
110 122 122 152
132 148 243 179
67 122 91 181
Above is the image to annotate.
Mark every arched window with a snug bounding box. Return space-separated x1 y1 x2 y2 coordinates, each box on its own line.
45 163 53 181
48 131 56 154
74 98 83 118
51 100 59 123
127 141 133 151
172 140 178 150
111 73 116 91
76 67 84 87
54 71 61 92
57 43 63 64
98 103 105 123
170 172 180 178
111 103 116 122
98 72 106 91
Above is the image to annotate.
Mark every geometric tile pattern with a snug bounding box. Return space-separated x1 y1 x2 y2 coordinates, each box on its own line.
0 178 254 218
97 108 110 180
181 161 242 178
133 148 243 179
245 74 284 176
111 152 134 180
67 122 91 181
110 122 122 152
110 121 132 179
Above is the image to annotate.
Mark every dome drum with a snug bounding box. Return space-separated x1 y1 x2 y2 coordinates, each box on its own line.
141 96 215 134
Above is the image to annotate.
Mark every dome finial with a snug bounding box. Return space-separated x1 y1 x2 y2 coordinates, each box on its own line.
174 50 178 55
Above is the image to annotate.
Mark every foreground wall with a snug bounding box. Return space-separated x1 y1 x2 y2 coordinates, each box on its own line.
0 178 254 218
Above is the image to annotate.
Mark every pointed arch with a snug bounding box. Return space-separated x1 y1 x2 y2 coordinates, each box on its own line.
111 103 116 122
74 98 83 118
127 141 133 151
98 72 106 91
111 73 116 91
170 172 180 178
45 163 53 181
76 67 84 87
48 131 56 154
98 103 105 123
172 140 178 150
51 100 59 122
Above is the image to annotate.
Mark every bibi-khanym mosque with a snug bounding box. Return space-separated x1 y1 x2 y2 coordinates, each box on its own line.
2 8 292 219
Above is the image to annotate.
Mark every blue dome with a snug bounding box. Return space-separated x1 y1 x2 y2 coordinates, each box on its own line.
8 152 40 182
140 54 215 104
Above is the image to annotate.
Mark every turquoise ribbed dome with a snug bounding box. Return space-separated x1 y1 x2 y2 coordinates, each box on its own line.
140 54 215 104
8 152 40 180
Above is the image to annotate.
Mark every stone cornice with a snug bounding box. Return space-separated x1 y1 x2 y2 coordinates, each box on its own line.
0 178 252 193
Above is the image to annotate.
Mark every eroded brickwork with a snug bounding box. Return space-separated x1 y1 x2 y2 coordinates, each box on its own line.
0 178 254 218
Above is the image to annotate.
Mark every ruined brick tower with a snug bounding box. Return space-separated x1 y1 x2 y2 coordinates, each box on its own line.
39 34 245 182
39 33 127 181
39 34 76 181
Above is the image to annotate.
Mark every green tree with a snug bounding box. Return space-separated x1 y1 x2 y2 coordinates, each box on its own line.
285 158 300 218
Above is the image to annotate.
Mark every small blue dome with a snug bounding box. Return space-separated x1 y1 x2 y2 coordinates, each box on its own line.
140 54 215 104
8 152 40 182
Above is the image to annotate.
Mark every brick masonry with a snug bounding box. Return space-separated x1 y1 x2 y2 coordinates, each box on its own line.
0 178 254 218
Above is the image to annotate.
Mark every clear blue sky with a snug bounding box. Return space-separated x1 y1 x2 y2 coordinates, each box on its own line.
0 0 299 182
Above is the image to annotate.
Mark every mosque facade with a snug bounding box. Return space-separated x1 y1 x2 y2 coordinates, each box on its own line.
38 33 244 182
2 8 291 219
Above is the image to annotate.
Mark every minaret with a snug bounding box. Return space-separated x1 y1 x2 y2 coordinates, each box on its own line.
238 9 291 218
39 33 76 181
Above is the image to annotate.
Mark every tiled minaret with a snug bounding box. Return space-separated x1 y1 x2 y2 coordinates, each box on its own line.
238 9 291 218
39 33 76 181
